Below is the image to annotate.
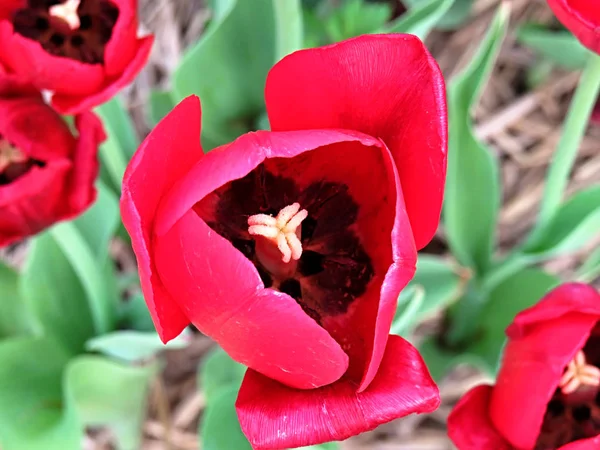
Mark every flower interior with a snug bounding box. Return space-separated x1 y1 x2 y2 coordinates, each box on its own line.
12 0 119 64
536 322 600 449
195 161 374 324
0 135 43 185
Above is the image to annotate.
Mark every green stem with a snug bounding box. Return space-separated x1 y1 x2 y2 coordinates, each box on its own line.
534 53 600 236
273 0 303 61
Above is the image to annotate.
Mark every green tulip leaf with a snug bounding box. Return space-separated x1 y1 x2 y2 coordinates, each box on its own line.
65 356 159 450
201 347 246 405
469 268 560 372
173 0 276 150
523 186 600 259
444 4 509 274
383 0 454 40
404 0 473 29
148 90 176 127
517 23 590 70
0 263 31 337
86 330 189 363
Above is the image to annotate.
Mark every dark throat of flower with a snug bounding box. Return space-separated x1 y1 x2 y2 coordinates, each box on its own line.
12 0 119 64
536 322 600 449
195 162 375 325
0 135 44 185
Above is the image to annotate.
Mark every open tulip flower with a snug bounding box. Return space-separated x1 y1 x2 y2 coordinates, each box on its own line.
0 0 153 114
448 283 600 450
546 0 600 54
0 93 104 247
121 34 447 449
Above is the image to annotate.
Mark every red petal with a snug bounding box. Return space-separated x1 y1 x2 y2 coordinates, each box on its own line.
265 34 447 250
0 161 70 247
506 283 600 339
154 129 415 389
120 96 204 342
0 23 105 96
64 112 105 215
103 0 140 77
447 385 512 450
236 335 439 450
52 36 154 114
547 0 600 54
560 436 600 449
155 208 348 389
490 284 600 449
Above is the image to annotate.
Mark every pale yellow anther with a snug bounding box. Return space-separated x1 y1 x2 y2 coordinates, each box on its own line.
49 0 81 30
248 203 308 263
558 350 600 395
0 140 26 173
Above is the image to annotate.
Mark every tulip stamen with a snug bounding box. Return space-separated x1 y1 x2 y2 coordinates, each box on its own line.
559 351 600 395
0 139 26 173
49 0 81 30
248 203 308 263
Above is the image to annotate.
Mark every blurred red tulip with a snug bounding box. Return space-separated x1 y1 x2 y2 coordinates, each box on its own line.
0 94 104 246
546 0 600 54
0 0 153 114
448 283 600 450
121 34 447 449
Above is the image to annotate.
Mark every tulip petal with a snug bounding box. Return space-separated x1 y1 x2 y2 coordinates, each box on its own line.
546 0 600 54
507 283 600 339
154 129 415 390
120 96 204 342
447 385 512 450
52 36 154 114
154 208 349 389
236 335 439 450
561 436 600 449
265 34 447 251
490 283 600 449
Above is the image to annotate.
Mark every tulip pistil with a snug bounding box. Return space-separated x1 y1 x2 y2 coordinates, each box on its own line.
559 351 600 395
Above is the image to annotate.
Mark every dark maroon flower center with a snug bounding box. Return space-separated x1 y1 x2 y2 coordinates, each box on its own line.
194 161 374 324
12 0 119 64
536 322 600 449
0 135 43 185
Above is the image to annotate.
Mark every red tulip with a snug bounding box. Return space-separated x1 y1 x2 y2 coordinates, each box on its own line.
0 0 153 114
448 283 600 450
121 34 446 449
546 0 600 54
0 94 104 247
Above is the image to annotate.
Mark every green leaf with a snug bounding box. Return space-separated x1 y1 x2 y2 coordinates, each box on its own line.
86 330 189 363
469 268 559 372
0 263 32 337
325 0 391 42
517 24 589 70
173 0 276 150
21 234 96 354
0 337 81 450
392 256 464 336
95 98 139 190
65 356 159 450
404 0 473 29
119 292 156 332
95 97 139 159
273 0 303 60
383 0 454 40
577 246 600 282
523 186 600 258
200 347 246 405
418 337 488 382
443 4 510 274
200 386 252 450
148 90 176 127
71 181 119 262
